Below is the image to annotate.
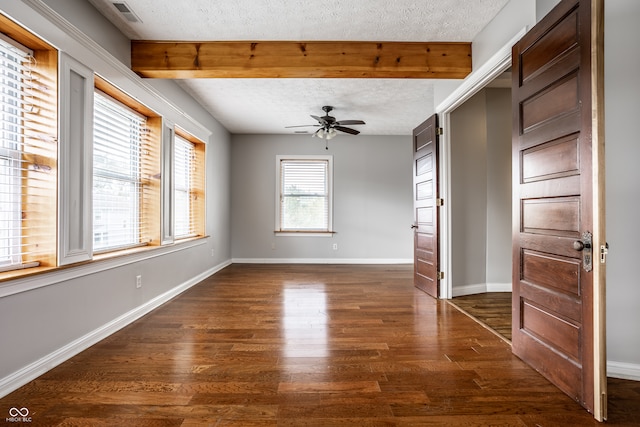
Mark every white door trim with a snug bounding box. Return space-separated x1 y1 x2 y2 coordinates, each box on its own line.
435 27 528 299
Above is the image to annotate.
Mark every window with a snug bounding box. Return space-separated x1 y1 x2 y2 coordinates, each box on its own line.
0 30 57 273
0 11 208 280
174 134 193 238
92 77 164 254
93 91 145 251
276 155 333 233
174 128 205 239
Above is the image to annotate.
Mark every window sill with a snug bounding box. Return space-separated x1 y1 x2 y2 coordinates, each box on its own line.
0 261 41 274
0 236 209 296
274 231 335 237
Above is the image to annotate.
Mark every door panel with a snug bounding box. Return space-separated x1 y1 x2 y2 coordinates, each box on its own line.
413 114 439 298
512 0 605 419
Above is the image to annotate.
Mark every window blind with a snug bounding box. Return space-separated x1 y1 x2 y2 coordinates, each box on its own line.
0 37 56 271
174 134 194 238
279 159 329 231
93 91 147 252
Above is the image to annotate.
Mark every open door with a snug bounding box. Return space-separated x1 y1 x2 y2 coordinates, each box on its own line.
512 0 606 420
413 114 440 298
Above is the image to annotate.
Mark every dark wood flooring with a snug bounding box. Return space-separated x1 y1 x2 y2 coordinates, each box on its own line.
450 292 513 341
1 264 638 425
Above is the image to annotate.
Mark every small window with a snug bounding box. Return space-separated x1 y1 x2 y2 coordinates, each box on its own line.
174 134 193 238
276 155 333 233
174 128 205 240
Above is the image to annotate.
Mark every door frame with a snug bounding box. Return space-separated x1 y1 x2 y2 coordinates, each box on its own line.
435 27 527 300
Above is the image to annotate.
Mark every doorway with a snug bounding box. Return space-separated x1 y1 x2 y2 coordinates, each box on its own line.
434 28 526 335
446 73 513 341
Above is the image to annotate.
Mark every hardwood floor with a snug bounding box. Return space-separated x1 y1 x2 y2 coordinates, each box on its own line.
449 292 513 341
1 264 638 426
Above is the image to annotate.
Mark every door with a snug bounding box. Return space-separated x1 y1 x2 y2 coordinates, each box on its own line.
512 0 606 420
413 114 440 298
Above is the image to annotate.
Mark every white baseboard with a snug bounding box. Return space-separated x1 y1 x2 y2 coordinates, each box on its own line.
608 361 640 381
452 282 512 297
452 283 487 297
487 282 512 292
232 258 414 264
0 259 232 399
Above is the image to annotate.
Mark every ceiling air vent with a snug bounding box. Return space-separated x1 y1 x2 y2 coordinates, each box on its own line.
112 1 142 23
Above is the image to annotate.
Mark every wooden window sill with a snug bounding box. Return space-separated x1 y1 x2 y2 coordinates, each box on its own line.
0 236 209 288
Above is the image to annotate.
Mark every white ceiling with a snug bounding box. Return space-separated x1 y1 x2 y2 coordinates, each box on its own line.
87 0 510 136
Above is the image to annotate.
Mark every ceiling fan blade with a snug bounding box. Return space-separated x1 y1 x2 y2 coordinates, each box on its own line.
311 114 327 125
334 126 360 135
335 120 365 126
285 124 320 128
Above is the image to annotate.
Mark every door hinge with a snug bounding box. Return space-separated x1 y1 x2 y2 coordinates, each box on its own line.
600 242 609 264
437 271 444 280
436 198 444 207
437 127 443 135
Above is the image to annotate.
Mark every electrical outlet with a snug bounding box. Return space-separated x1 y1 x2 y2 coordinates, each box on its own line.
210 248 215 257
136 275 142 288
332 243 338 251
272 242 276 250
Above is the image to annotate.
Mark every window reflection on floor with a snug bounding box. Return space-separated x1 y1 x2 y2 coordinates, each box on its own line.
282 284 329 358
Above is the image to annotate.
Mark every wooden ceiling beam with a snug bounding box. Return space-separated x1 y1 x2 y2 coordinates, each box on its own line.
131 41 471 79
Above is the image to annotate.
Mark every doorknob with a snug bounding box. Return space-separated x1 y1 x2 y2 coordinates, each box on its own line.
410 225 418 229
573 240 589 251
574 231 593 272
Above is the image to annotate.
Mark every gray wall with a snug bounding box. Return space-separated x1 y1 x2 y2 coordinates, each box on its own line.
451 91 488 289
485 89 512 285
231 134 413 262
604 0 640 373
472 0 535 70
43 0 131 65
450 88 512 294
0 0 231 386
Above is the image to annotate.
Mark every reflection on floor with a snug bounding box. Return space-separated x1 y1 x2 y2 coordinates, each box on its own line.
449 292 512 341
2 266 638 424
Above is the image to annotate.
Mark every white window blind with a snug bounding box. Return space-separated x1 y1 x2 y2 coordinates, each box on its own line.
174 134 194 238
278 158 331 232
0 36 55 271
93 91 147 252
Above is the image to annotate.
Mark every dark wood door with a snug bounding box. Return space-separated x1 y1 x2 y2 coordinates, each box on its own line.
413 114 439 298
512 0 606 420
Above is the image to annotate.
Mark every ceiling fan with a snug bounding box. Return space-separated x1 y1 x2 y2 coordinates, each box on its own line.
286 106 366 141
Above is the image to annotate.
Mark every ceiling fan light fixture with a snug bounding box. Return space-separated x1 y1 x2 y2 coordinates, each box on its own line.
288 106 365 142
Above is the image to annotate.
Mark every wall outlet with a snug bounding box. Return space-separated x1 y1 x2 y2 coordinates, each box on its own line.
210 248 215 257
332 243 338 251
272 242 276 250
136 275 142 289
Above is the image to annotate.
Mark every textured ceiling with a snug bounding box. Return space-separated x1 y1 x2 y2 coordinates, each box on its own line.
88 0 510 136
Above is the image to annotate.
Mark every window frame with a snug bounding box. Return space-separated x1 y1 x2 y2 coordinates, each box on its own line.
92 77 163 255
173 127 206 241
275 154 334 236
92 89 146 252
0 19 58 274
